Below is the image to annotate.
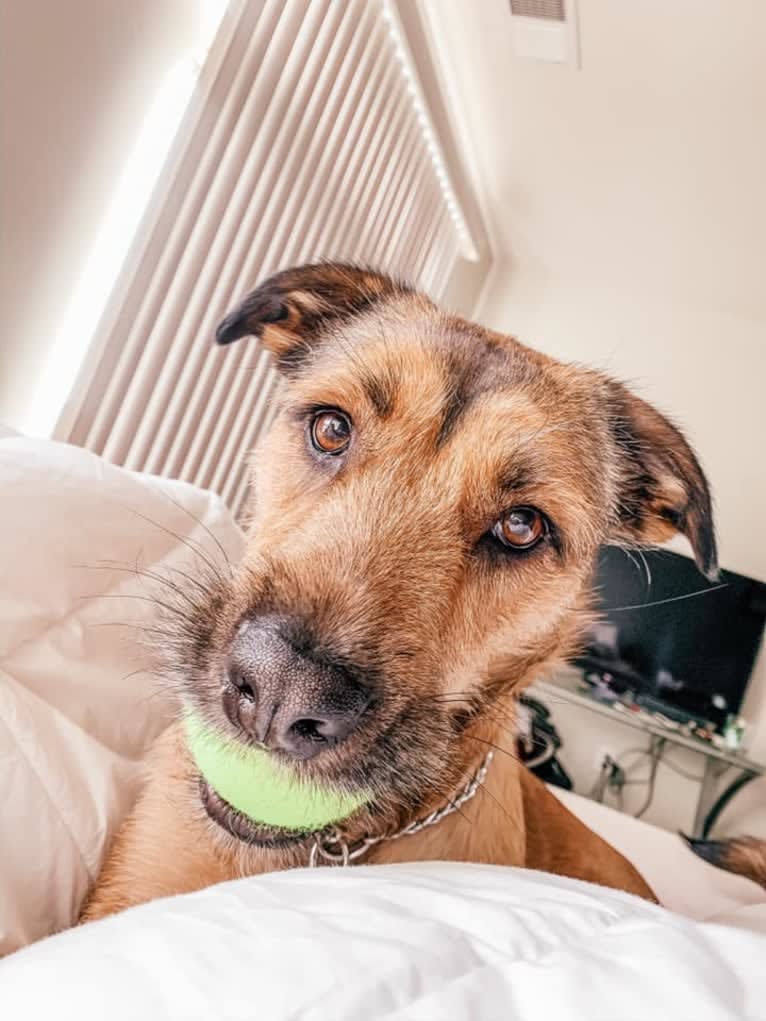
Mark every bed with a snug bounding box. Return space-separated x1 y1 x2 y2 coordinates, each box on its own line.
1 432 764 1018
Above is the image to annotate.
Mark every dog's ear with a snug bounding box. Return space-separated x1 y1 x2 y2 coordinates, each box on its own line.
215 263 405 372
606 381 718 580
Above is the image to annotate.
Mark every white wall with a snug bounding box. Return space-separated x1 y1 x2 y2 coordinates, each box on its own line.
0 0 208 430
426 0 766 832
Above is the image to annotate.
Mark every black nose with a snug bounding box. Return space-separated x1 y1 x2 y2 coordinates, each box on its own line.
223 617 371 760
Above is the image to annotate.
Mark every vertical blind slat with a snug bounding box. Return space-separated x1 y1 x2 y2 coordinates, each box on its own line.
78 0 275 452
185 0 378 489
118 0 334 472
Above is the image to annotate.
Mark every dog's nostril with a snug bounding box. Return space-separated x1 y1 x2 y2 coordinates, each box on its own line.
229 669 256 702
289 719 328 744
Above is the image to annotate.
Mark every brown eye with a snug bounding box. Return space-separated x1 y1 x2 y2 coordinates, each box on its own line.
310 410 352 455
493 507 547 550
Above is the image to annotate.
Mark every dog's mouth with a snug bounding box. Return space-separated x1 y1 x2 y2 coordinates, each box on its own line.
188 691 463 851
199 779 313 848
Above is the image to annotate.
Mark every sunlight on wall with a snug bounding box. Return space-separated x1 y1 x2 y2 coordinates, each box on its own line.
22 0 230 438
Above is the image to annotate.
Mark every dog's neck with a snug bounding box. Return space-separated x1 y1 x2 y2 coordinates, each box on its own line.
365 736 527 868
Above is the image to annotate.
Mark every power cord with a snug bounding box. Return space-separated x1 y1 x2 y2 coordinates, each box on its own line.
590 755 624 803
658 754 705 783
633 736 665 818
592 736 676 818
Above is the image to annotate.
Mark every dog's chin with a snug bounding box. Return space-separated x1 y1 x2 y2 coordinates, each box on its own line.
199 779 313 847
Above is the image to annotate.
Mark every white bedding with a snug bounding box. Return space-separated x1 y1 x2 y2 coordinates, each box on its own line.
3 863 765 1020
2 433 765 1017
0 432 243 953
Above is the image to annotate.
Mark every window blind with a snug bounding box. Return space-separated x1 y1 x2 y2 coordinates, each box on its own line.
60 0 486 518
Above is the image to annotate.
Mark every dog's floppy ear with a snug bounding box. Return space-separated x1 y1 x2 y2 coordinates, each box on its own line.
606 381 718 580
215 263 405 372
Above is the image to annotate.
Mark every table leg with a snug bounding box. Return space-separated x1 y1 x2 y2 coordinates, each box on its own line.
692 757 722 839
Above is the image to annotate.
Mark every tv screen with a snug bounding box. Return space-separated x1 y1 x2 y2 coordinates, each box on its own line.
578 546 766 724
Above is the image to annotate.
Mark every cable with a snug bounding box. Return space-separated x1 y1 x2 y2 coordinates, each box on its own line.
524 734 555 771
701 771 759 839
634 737 665 819
589 758 611 803
589 736 705 820
619 746 652 764
616 747 653 774
589 738 662 817
660 755 705 783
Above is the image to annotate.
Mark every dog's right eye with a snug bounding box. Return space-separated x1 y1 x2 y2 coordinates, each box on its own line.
491 507 547 551
310 410 352 455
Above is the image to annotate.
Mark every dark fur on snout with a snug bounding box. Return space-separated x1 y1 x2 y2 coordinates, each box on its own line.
81 262 718 920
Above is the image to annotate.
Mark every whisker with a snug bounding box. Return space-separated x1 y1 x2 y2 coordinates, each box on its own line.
76 592 195 623
79 560 214 605
440 792 475 829
120 505 226 584
605 583 728 613
637 548 652 590
476 779 524 836
151 485 234 579
464 733 522 764
429 692 520 730
89 621 186 643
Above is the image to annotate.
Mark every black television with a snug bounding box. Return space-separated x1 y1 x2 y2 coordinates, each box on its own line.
577 546 766 727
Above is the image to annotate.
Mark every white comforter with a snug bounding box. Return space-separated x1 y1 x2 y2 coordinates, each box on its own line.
0 430 242 952
3 863 765 1020
2 432 765 1019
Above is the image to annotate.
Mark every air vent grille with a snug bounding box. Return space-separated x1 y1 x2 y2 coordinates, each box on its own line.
509 0 579 66
510 0 565 21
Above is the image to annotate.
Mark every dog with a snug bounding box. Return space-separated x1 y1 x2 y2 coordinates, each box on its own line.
687 836 766 888
80 262 721 921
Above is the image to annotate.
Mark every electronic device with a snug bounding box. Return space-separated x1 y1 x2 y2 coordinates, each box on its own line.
575 546 766 730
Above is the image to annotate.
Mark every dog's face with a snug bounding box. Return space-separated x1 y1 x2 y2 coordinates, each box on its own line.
173 264 716 845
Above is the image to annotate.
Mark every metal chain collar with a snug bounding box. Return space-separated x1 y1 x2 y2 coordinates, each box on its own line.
308 750 494 868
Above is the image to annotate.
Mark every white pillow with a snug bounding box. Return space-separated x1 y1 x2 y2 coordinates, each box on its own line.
0 435 243 954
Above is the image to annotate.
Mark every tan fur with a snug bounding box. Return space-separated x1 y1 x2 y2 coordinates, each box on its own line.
81 262 719 923
688 836 766 889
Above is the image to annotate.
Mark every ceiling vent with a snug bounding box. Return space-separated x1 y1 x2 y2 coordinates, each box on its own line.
509 0 580 67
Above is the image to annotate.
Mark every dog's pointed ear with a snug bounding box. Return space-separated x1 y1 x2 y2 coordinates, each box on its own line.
607 381 718 580
215 263 405 372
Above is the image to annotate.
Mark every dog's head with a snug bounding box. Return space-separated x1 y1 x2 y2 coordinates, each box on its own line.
174 263 716 845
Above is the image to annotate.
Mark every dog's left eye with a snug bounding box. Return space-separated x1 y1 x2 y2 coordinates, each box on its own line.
491 507 547 551
310 410 352 455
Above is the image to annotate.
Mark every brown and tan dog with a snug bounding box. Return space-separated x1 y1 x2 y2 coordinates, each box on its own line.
81 263 720 921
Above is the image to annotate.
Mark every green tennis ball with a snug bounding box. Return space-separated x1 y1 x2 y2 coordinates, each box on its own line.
184 710 371 831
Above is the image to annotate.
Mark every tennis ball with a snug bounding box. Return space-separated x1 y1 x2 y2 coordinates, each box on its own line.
184 710 371 831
